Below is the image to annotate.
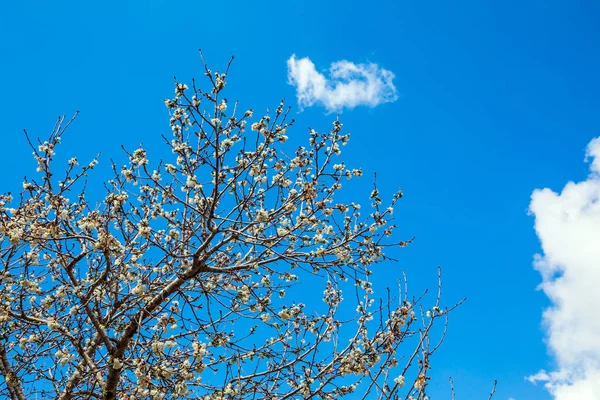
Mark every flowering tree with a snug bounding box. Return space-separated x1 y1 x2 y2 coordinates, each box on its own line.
0 55 459 400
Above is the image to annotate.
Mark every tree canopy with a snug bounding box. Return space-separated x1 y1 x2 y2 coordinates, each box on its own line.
0 56 458 400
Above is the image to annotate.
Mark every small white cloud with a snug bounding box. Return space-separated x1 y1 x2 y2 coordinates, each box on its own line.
528 136 600 399
286 55 398 112
584 137 600 173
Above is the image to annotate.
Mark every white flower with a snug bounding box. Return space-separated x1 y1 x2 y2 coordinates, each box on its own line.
131 148 148 165
220 138 234 148
260 313 271 323
224 384 236 395
414 374 426 389
260 275 271 285
175 83 188 96
278 308 292 320
152 341 166 353
47 319 60 330
215 75 226 90
55 348 72 366
58 209 70 220
132 283 145 296
237 285 251 303
192 341 207 359
255 209 269 222
185 175 202 190
138 224 151 239
112 358 123 369
165 164 177 174
394 375 405 387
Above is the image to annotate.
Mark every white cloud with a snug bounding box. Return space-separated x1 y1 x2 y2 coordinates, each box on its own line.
286 55 398 112
528 136 600 399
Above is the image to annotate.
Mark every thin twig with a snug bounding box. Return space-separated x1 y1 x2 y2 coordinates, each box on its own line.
488 379 498 399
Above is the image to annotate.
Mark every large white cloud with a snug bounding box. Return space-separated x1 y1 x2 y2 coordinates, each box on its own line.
528 137 600 399
286 55 398 112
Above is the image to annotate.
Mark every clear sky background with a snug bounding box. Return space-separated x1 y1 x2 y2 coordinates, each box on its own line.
2 1 600 399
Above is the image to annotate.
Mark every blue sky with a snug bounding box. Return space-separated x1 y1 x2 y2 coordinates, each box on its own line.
2 1 600 399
